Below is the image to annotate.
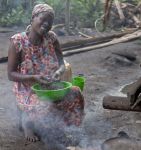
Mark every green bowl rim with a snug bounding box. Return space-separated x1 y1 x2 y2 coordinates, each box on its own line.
72 76 86 81
31 81 72 92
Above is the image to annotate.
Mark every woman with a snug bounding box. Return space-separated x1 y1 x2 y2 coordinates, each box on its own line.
8 3 84 143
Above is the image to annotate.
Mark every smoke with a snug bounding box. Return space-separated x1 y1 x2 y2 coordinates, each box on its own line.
21 101 85 150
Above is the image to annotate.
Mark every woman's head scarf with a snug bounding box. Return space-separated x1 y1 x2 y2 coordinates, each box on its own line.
26 3 54 34
32 3 54 18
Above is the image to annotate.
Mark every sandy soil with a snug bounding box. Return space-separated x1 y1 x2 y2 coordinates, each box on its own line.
1 29 141 149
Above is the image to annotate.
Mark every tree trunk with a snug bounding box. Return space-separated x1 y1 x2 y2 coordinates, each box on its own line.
65 0 70 34
103 0 113 30
114 0 125 20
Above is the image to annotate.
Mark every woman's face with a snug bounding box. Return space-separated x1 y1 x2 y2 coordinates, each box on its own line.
31 12 54 36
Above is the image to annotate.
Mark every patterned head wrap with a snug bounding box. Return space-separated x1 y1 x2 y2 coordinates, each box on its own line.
32 3 54 18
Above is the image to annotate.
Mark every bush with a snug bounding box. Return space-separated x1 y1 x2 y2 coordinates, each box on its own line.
0 6 30 27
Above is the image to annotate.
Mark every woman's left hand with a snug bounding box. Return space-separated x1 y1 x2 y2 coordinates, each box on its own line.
52 70 61 81
52 65 65 81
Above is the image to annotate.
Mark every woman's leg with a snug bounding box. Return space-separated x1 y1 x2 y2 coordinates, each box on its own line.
17 104 39 142
21 111 39 142
55 86 85 126
16 106 23 131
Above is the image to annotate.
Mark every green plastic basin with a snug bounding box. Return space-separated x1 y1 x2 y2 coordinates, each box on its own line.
72 76 86 91
31 81 72 101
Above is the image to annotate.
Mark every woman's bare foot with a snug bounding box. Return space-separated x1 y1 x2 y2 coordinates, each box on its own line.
22 116 39 143
25 128 39 142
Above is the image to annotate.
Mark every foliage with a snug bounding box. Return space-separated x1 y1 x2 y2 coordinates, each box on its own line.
0 0 140 27
0 6 30 27
35 0 103 27
71 0 103 28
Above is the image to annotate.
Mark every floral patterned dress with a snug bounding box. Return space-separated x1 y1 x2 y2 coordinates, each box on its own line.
11 31 84 126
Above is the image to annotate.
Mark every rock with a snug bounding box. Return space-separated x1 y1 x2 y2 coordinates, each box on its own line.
101 131 141 150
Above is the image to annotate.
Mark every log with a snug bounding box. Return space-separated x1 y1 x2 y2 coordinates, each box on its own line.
103 95 141 112
63 30 141 56
61 28 137 51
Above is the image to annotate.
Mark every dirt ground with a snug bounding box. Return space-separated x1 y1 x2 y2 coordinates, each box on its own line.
1 29 141 150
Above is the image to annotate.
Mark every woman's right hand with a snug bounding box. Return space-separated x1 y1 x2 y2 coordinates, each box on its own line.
33 75 52 85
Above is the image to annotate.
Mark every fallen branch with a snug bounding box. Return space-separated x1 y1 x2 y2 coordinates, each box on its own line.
63 30 141 56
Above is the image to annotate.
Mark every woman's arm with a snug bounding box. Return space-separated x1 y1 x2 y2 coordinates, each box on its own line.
54 39 65 73
8 41 52 85
7 41 35 82
52 38 65 80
